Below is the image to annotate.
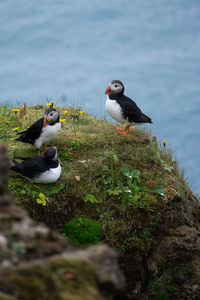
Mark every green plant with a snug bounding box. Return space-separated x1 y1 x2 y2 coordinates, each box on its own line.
151 271 176 299
65 109 85 138
63 217 102 245
59 151 74 161
101 150 120 191
70 139 84 151
84 194 99 203
45 183 65 196
33 183 65 196
37 193 46 206
103 167 165 209
32 184 65 205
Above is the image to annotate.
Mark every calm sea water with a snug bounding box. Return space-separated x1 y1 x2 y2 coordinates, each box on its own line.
0 0 200 195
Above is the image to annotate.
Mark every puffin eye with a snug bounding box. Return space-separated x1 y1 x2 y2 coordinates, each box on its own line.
115 84 118 88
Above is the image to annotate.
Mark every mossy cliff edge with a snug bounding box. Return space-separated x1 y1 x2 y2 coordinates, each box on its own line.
0 144 124 300
0 104 200 299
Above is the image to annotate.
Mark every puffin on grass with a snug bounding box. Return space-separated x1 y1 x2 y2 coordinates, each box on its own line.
16 107 61 155
10 147 61 183
105 80 152 134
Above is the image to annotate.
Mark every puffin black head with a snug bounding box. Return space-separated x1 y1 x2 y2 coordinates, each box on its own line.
43 108 59 126
105 80 124 96
45 107 57 115
44 147 58 162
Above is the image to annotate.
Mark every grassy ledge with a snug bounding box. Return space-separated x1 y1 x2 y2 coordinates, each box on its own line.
0 103 197 298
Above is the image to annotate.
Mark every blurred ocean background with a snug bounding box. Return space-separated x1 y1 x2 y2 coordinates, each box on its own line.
0 0 199 195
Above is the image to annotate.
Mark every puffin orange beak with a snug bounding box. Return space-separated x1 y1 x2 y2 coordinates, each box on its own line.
105 84 111 94
43 115 47 127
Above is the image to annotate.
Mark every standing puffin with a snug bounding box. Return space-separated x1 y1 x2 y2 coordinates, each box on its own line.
16 108 61 155
10 147 61 183
105 80 152 134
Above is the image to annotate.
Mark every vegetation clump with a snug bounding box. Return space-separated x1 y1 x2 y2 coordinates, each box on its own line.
63 217 102 245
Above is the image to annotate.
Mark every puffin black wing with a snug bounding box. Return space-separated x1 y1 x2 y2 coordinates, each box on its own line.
11 156 49 179
16 118 44 144
117 95 152 124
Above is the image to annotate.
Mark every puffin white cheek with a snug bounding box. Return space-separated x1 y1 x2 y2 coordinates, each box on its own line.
48 112 58 122
111 85 123 93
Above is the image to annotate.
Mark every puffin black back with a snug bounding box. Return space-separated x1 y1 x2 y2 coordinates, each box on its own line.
16 118 44 144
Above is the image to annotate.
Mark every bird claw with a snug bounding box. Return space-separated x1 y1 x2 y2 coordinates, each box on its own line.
116 128 125 134
116 127 124 131
116 127 129 135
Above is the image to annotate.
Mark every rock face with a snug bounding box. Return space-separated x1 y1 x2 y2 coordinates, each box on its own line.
118 198 200 300
145 197 200 300
0 145 125 300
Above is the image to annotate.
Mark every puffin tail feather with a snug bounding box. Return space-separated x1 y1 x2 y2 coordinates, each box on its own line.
15 136 23 142
14 156 31 161
140 114 152 123
16 129 27 135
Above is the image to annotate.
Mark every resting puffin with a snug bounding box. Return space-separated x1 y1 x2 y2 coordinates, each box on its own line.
105 80 152 134
16 108 61 155
10 147 61 183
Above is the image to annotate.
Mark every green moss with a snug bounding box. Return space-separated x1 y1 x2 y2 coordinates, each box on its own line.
8 258 99 300
48 258 98 291
9 265 58 300
63 218 102 245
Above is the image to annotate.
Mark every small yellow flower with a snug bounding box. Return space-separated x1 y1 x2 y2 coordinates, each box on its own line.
79 110 84 114
163 140 166 147
12 127 19 131
27 125 30 128
60 118 66 123
11 108 20 112
64 110 68 114
47 102 55 108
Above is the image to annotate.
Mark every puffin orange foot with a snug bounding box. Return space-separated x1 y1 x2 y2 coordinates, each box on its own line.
121 131 129 135
116 127 124 131
43 144 47 152
116 126 130 135
116 127 125 134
